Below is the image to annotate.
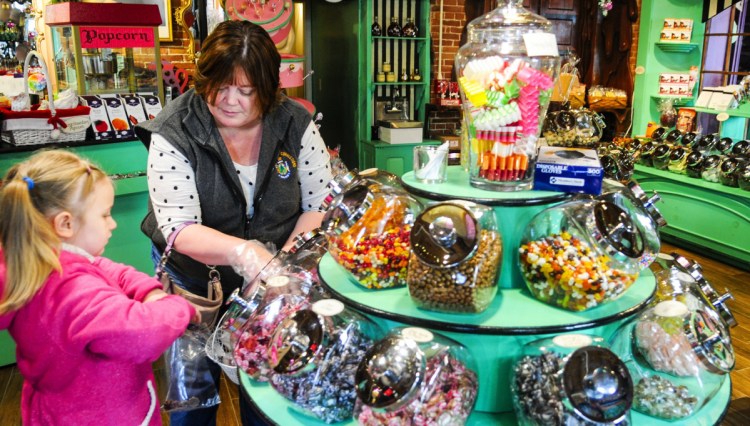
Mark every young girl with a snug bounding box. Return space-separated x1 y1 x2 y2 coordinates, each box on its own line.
0 150 197 426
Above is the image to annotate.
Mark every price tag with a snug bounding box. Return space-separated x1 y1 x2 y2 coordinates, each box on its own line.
266 276 290 288
716 112 730 122
552 334 593 348
523 33 559 57
654 300 689 317
402 327 434 343
635 66 646 75
312 299 344 317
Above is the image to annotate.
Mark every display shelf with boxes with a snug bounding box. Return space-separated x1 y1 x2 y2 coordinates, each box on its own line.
655 42 699 53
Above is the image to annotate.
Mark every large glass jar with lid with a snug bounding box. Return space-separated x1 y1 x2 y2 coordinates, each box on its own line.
406 200 503 313
455 0 561 191
519 196 660 311
353 326 479 425
268 299 383 423
609 300 734 421
321 168 401 211
322 182 423 289
511 334 633 425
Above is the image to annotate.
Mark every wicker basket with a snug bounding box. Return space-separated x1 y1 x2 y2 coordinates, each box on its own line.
0 51 90 146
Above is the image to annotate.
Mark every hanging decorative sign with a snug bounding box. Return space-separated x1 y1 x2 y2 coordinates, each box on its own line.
224 0 293 45
79 27 155 49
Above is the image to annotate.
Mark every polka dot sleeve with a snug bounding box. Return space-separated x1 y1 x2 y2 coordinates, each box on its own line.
298 121 333 212
147 134 202 241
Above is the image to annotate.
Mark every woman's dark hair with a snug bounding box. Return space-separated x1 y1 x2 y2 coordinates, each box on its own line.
194 21 281 115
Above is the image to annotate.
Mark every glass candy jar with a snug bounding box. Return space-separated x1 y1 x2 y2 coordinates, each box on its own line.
268 299 382 423
652 143 672 170
693 134 717 154
282 228 329 283
713 137 734 155
511 334 633 426
233 268 318 381
701 155 722 183
322 183 422 289
638 141 656 167
739 162 750 191
455 0 561 191
649 127 667 142
406 201 503 313
686 151 704 178
681 131 698 147
321 168 401 210
543 108 605 148
519 197 660 311
610 300 734 420
353 327 479 426
719 156 742 187
664 129 683 145
731 139 750 156
671 253 737 329
667 146 690 174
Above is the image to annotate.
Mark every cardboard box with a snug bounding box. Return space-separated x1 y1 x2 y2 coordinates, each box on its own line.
119 94 148 127
378 127 423 144
100 96 134 139
533 146 603 195
140 94 163 120
80 95 114 140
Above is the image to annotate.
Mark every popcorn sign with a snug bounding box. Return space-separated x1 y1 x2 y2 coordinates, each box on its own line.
79 27 155 49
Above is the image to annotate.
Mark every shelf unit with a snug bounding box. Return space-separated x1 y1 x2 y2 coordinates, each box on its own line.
632 0 705 135
357 0 432 171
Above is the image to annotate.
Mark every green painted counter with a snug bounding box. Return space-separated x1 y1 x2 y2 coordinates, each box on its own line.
633 165 750 270
240 369 731 425
0 140 153 366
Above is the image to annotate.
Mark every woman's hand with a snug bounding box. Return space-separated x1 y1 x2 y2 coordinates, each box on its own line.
227 240 276 281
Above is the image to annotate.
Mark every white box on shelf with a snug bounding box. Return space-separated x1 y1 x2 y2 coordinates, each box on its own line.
378 127 423 144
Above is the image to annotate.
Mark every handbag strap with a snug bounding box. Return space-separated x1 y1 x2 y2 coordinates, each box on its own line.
156 221 196 276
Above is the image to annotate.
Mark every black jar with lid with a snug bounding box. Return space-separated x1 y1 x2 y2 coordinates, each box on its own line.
638 141 657 167
731 139 750 157
719 156 742 187
681 131 698 147
739 162 750 191
652 143 672 170
664 128 683 145
667 146 690 174
649 126 667 142
693 134 718 154
686 150 705 178
701 154 722 183
713 137 734 155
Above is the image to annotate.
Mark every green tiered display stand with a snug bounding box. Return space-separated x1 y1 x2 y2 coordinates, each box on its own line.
240 166 732 425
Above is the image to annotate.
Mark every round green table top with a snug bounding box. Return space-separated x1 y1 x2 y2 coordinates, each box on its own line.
401 166 572 206
318 254 656 335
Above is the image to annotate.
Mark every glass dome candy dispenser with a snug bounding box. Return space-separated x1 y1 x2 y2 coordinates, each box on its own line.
406 200 503 313
455 0 561 191
321 168 401 211
670 253 737 329
232 266 319 381
511 334 633 426
353 327 479 426
519 195 661 311
268 299 383 423
322 182 423 289
609 300 734 421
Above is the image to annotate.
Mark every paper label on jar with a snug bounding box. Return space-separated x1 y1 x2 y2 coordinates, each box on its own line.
523 33 559 57
402 327 434 343
266 276 290 288
657 253 675 262
552 334 593 348
312 299 344 317
654 300 689 317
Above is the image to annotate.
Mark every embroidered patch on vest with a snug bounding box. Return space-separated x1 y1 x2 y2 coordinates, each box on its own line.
275 151 297 179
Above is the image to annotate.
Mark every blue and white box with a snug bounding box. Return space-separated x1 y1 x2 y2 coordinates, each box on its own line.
533 146 603 195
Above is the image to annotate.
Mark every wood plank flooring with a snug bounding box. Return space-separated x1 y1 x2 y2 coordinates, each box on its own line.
0 241 748 425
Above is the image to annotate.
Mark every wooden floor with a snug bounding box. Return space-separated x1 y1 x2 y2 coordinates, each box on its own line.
0 241 748 425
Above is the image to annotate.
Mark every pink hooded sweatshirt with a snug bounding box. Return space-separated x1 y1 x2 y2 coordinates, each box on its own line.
0 248 196 426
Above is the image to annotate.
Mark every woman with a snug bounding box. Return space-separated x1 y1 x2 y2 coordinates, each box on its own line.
135 20 332 426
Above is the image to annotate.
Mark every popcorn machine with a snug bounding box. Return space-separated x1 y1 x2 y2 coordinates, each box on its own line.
44 3 165 102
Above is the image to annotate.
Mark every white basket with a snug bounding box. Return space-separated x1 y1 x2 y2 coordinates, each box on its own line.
0 50 89 146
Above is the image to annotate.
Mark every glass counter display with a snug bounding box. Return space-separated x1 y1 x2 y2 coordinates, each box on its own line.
45 3 165 102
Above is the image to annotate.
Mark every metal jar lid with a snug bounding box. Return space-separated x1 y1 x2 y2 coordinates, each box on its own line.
410 203 480 268
685 308 735 374
716 137 734 154
320 170 361 210
321 183 374 236
671 253 737 328
720 157 740 176
562 346 633 424
654 143 671 159
681 132 698 147
640 141 656 156
732 140 750 156
686 151 704 167
669 146 687 162
591 201 645 259
650 127 667 142
268 308 326 374
355 334 424 410
555 110 576 131
702 155 722 171
665 129 683 144
626 181 667 228
288 228 326 255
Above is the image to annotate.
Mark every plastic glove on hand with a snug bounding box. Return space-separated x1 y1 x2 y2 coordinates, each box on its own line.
228 240 277 282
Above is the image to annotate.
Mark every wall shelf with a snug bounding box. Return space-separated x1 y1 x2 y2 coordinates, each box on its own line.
655 42 699 53
651 95 694 105
372 35 428 42
693 105 750 119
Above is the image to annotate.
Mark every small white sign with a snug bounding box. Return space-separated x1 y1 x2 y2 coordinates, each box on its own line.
267 276 290 288
635 66 646 75
312 299 345 317
402 327 434 343
553 334 593 348
523 33 559 57
654 300 689 317
716 112 730 122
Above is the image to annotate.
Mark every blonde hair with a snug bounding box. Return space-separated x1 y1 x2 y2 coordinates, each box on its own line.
0 149 109 314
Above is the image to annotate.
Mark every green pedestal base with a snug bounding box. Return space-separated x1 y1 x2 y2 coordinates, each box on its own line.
400 167 571 289
240 369 731 426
